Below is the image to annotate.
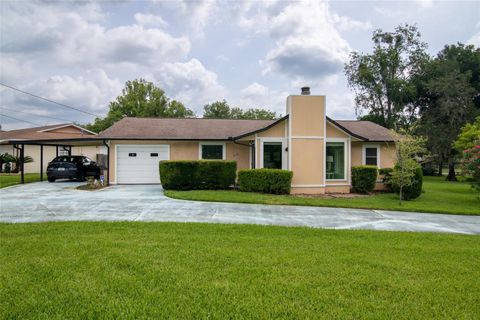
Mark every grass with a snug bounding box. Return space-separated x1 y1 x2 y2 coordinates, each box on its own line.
0 222 479 319
0 173 42 188
165 176 480 215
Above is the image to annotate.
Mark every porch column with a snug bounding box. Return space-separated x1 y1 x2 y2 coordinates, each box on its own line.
20 144 24 184
40 145 43 181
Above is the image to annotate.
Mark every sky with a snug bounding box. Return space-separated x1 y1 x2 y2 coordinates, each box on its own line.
0 0 479 130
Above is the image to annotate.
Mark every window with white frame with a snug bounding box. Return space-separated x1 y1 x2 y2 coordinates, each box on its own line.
200 142 225 160
326 142 345 180
263 142 283 169
363 145 379 166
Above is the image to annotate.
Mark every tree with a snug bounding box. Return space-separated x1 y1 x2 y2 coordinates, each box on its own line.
454 116 480 152
345 24 428 129
390 131 426 204
203 100 277 120
414 44 480 181
86 79 194 133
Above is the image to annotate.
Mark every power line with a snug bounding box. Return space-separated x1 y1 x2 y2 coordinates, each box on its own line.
0 82 101 118
0 107 73 123
0 113 42 126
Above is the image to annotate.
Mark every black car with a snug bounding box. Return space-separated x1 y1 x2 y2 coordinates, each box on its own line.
47 156 101 182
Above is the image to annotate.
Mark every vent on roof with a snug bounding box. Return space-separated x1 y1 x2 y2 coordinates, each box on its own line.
301 86 310 95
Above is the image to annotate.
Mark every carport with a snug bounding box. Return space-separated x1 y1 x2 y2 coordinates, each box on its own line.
1 137 111 185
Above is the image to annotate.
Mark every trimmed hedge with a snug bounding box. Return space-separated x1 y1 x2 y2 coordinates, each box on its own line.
351 165 378 193
159 160 236 190
238 169 293 194
392 166 423 200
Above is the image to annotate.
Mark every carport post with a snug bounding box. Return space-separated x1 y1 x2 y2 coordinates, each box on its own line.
103 140 110 186
20 144 24 184
40 145 43 181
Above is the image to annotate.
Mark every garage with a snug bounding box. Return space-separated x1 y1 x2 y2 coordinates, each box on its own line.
116 145 169 184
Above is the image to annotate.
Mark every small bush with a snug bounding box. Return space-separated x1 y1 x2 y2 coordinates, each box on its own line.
351 166 378 193
238 169 293 194
392 166 423 200
421 162 438 176
378 168 393 190
159 160 237 190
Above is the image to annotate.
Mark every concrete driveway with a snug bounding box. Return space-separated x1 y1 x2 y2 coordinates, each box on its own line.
1 181 479 234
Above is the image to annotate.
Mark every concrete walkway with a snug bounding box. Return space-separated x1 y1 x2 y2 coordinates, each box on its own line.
1 182 479 234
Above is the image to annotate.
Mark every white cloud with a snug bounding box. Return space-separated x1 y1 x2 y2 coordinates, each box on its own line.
156 59 227 114
237 82 288 115
2 2 190 68
134 12 168 28
237 1 352 80
467 32 480 47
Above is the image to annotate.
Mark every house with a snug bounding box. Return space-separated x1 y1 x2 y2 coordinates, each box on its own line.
0 123 106 173
94 88 395 194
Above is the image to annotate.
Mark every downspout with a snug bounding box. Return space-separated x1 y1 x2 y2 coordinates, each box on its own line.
103 140 110 186
230 137 255 169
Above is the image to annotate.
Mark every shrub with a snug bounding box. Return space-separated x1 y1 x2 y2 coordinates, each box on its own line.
159 160 236 190
351 166 378 193
392 165 423 200
421 162 438 176
378 168 393 191
458 145 480 196
238 169 293 194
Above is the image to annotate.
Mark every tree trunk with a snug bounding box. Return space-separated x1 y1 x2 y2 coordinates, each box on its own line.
446 156 457 181
437 159 443 176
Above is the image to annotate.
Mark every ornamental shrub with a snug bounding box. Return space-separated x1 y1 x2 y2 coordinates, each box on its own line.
351 166 378 193
238 169 293 194
392 165 423 200
458 144 480 196
378 168 393 190
159 160 236 190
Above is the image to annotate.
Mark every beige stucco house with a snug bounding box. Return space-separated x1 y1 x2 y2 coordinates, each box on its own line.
95 90 395 194
0 123 106 173
2 90 395 193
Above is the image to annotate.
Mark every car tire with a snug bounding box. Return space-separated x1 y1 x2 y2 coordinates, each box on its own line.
79 173 86 182
48 177 56 183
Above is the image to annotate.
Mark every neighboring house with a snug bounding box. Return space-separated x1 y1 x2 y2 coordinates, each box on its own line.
93 89 395 193
0 123 106 173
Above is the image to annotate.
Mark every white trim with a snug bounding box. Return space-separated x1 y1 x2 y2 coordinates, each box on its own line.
199 141 226 160
114 144 170 185
249 144 252 169
362 144 381 168
323 97 326 186
291 136 324 139
325 137 348 181
287 96 292 171
258 137 287 170
325 183 351 186
38 123 97 135
254 134 258 168
347 137 351 185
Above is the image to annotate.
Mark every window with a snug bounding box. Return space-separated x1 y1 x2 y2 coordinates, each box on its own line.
326 142 345 180
363 146 379 166
200 143 225 160
128 153 137 157
150 153 158 157
57 146 69 156
263 142 282 169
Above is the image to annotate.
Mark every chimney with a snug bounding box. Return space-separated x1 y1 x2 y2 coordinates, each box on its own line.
301 86 310 95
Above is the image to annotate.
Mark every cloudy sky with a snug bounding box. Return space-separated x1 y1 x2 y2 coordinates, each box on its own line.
0 0 479 130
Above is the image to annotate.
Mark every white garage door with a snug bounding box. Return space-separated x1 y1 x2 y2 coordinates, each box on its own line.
116 145 169 184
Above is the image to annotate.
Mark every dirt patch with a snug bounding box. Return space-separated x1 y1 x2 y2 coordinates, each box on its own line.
76 184 108 191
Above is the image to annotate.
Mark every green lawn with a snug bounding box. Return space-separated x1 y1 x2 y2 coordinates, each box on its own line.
165 176 480 215
0 222 479 319
0 173 42 188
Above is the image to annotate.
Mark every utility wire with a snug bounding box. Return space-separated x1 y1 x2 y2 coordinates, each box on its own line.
0 82 101 117
0 106 73 123
0 113 42 126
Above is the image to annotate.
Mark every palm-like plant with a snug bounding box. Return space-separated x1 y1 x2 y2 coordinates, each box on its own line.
11 155 34 173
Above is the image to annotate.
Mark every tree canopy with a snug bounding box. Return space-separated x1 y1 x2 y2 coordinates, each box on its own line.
203 100 277 120
345 24 428 129
414 44 480 180
86 79 195 133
